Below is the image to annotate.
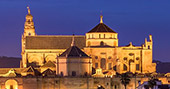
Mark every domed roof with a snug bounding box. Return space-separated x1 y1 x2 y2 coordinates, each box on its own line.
87 23 116 33
59 46 90 58
87 15 116 33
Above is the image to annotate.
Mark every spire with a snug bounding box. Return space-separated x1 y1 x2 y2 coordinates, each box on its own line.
71 34 75 46
129 42 132 46
149 34 152 42
27 6 31 14
100 15 103 23
23 6 36 37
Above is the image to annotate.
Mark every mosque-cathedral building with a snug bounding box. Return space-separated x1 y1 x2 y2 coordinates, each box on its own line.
0 7 169 89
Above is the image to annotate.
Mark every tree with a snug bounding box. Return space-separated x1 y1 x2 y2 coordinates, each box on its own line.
120 72 131 89
148 77 159 89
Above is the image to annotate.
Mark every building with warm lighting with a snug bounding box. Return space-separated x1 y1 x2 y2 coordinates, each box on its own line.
21 7 156 74
0 7 169 89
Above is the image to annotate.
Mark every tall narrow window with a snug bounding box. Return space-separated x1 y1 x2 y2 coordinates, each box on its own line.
148 46 150 49
95 63 98 68
100 41 104 46
104 34 105 38
136 64 140 71
115 85 117 89
101 58 106 69
123 64 127 71
108 63 112 70
99 34 101 38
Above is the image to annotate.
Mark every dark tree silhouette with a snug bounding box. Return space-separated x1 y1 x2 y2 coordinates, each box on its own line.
120 72 131 89
148 77 159 89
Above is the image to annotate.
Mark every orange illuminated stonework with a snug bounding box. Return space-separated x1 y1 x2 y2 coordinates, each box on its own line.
0 6 167 89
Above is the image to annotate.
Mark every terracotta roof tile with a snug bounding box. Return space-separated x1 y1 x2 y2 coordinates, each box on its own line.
41 61 55 67
88 23 116 33
59 46 90 58
26 35 85 49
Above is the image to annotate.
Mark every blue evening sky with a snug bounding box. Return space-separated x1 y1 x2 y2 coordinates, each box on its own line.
0 0 170 62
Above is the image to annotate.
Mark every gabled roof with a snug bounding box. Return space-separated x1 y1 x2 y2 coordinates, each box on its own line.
59 46 90 58
42 68 55 76
41 61 55 67
87 23 116 33
26 35 85 49
23 66 35 73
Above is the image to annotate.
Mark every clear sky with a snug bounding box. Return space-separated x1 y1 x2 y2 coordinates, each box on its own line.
0 0 170 62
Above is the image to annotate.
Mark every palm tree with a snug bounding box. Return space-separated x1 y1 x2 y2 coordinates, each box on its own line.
148 77 159 89
120 72 131 89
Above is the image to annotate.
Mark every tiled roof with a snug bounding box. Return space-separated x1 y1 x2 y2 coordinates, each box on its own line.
26 35 85 49
41 61 55 67
88 23 116 33
23 66 35 72
59 46 90 58
42 68 55 76
0 68 24 74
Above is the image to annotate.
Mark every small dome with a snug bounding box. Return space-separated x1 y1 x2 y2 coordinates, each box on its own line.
59 46 90 58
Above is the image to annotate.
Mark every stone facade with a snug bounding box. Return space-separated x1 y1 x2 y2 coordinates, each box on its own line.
0 76 170 89
0 6 163 89
21 6 156 74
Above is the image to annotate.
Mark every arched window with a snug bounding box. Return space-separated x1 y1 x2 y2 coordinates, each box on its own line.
123 64 127 71
108 63 112 70
5 79 18 89
101 58 106 69
100 41 104 46
99 34 101 38
28 33 31 36
148 46 150 49
28 19 31 24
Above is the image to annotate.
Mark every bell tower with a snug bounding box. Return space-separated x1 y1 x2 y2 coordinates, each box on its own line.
23 6 36 37
21 6 36 68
